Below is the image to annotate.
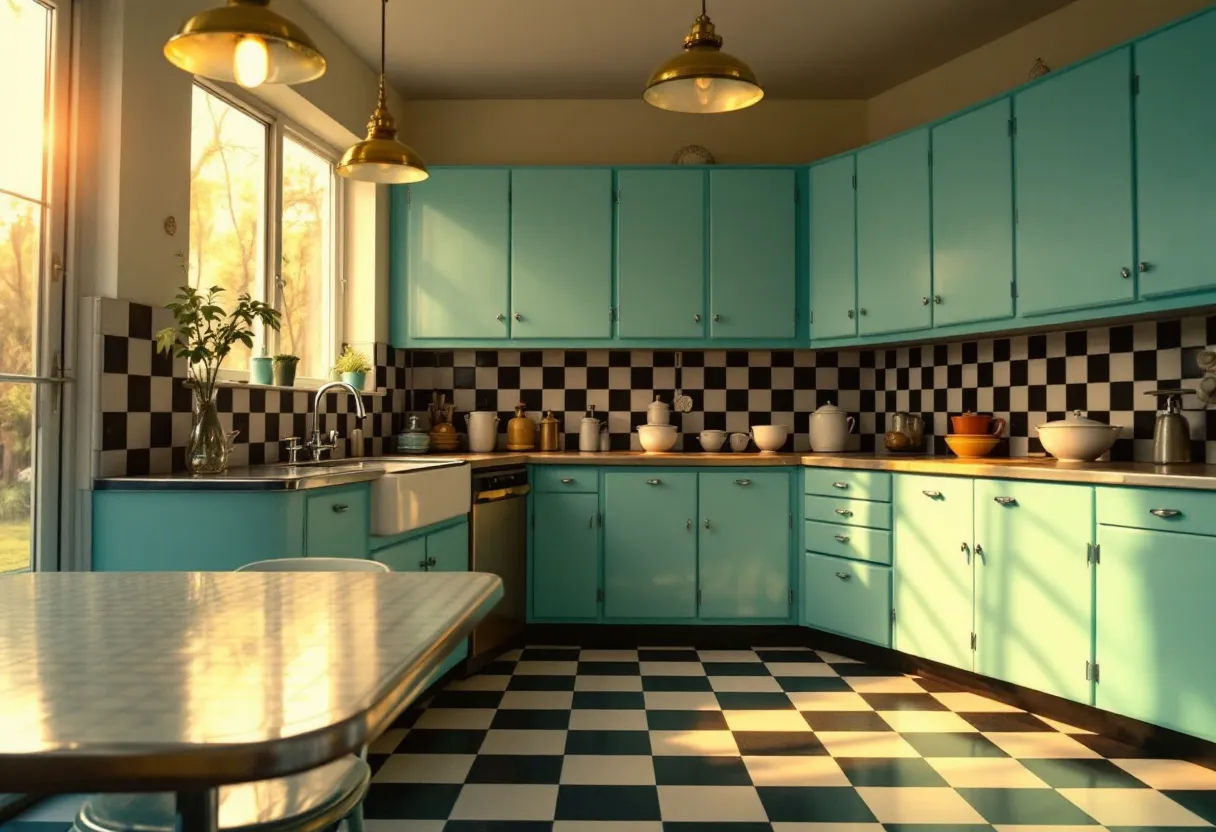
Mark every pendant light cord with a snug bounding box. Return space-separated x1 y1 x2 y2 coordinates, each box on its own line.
380 0 388 77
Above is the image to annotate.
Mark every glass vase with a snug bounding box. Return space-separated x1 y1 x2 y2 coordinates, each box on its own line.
188 386 229 474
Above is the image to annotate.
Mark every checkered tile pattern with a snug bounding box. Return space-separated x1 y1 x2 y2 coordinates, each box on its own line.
88 297 411 478
359 645 1216 828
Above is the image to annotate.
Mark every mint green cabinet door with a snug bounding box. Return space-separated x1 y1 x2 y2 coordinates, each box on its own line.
1135 11 1216 298
893 475 974 670
1014 49 1134 316
374 538 426 572
857 128 932 336
406 169 510 338
426 520 469 572
698 472 791 620
604 472 697 619
305 484 370 558
809 156 857 340
932 99 1015 327
709 169 797 339
617 169 706 338
804 553 892 647
511 168 612 338
532 493 600 620
974 480 1092 703
1096 525 1216 743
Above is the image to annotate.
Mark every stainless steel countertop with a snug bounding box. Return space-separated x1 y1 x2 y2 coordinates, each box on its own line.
0 571 502 791
93 457 470 491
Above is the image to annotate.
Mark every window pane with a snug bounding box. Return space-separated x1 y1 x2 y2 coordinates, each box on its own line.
0 382 33 575
0 195 40 377
280 137 334 380
188 86 268 371
0 0 49 201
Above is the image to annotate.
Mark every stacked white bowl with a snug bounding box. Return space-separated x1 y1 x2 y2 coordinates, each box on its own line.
637 397 678 452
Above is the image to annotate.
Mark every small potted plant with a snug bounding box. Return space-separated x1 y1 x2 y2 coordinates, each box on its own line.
250 349 274 386
334 346 372 391
273 354 299 387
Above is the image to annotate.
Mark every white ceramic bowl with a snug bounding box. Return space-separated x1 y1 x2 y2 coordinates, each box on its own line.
637 423 679 453
751 425 792 453
1036 421 1122 462
698 430 727 452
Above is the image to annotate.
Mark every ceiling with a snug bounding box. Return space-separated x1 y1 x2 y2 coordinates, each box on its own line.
298 0 1075 101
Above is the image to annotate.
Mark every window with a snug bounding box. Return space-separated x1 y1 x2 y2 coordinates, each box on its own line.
188 84 340 381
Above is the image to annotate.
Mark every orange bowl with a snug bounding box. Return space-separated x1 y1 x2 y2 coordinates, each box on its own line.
945 434 1000 459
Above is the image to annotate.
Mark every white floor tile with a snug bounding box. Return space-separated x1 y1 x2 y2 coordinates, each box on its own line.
513 661 578 676
696 650 762 662
412 708 497 730
983 731 1102 759
743 755 851 787
1058 787 1211 826
845 676 925 694
554 823 662 832
877 710 978 733
930 691 1024 712
568 709 649 731
364 821 446 832
499 690 574 710
560 754 656 785
927 757 1051 788
657 785 768 822
787 691 873 711
765 662 841 677
368 728 407 754
723 710 813 732
649 729 740 756
709 675 784 692
643 691 721 711
1113 758 1216 789
639 661 706 676
373 753 475 784
857 787 987 824
1036 715 1095 734
575 674 643 692
449 784 558 821
478 729 567 755
815 731 921 758
578 649 639 661
816 650 862 663
446 674 510 692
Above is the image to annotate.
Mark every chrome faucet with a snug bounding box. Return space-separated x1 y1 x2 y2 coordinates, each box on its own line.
307 381 368 461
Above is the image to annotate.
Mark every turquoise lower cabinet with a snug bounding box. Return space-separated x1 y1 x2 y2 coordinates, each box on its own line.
425 521 469 572
809 155 858 339
374 537 427 572
697 472 791 620
1096 524 1216 743
1136 10 1216 298
892 475 975 670
973 480 1093 703
532 492 601 621
803 552 892 647
931 98 1014 327
305 484 370 558
603 472 697 619
616 169 706 339
803 495 890 530
1014 48 1134 316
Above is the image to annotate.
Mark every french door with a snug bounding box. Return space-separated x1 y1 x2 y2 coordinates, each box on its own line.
0 0 71 573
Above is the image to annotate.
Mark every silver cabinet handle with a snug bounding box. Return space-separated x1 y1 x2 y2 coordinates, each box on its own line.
427 557 436 567
560 477 574 484
332 504 349 513
496 313 505 322
834 534 849 543
514 312 523 321
847 309 855 319
686 518 692 530
1150 508 1181 518
859 308 868 316
961 541 970 562
418 559 428 570
646 478 661 486
1139 261 1151 273
922 490 941 498
704 518 711 529
734 478 752 486
934 295 942 304
694 313 701 323
835 571 851 580
921 296 930 305
832 481 848 489
1121 267 1131 279
975 543 985 562
834 508 853 517
713 314 721 322
994 496 1017 506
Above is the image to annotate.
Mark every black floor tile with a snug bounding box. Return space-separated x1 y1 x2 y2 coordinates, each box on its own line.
391 706 425 728
653 755 753 786
661 824 771 832
956 787 1099 825
367 752 390 776
430 691 506 709
1020 757 1151 788
480 661 520 675
883 825 993 832
554 785 662 821
362 783 463 819
578 661 641 676
643 676 713 692
700 662 771 677
836 757 950 787
901 732 1010 758
508 675 576 691
775 675 852 692
465 754 564 784
714 692 794 710
907 675 964 692
960 712 1057 732
521 648 580 661
861 692 949 711
565 729 652 755
757 786 878 822
444 823 553 832
1161 790 1216 824
831 664 908 677
801 710 892 731
491 709 570 730
732 730 828 756
755 649 824 663
1071 733 1156 758
646 710 729 730
397 729 487 755
572 691 645 709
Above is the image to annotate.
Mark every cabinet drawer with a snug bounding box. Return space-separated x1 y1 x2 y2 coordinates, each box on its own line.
533 466 599 493
1098 487 1216 537
805 520 891 565
306 484 370 558
803 552 891 647
804 495 891 530
804 468 891 502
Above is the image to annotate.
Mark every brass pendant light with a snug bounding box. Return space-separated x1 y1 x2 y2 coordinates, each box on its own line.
338 0 428 185
164 0 327 88
645 0 763 114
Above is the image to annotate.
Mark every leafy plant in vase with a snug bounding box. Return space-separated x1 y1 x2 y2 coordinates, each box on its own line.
334 346 371 391
156 284 280 474
273 354 299 387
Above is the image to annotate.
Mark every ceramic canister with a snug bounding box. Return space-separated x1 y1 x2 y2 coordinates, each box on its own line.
465 411 500 453
809 402 855 452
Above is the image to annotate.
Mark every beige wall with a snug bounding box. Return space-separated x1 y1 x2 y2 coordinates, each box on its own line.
868 0 1212 142
400 99 868 166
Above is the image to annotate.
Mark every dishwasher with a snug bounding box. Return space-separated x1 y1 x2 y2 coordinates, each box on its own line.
469 467 529 665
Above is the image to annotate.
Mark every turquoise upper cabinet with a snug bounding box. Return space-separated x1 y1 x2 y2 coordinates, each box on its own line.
603 472 697 619
1135 11 1216 298
973 480 1092 704
1014 49 1134 316
617 169 706 339
856 128 932 337
511 168 613 338
931 100 1015 327
892 475 974 670
808 156 857 340
709 169 797 339
698 472 791 620
532 493 600 621
406 169 510 339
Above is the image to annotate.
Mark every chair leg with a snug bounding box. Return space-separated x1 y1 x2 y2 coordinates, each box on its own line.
342 802 364 832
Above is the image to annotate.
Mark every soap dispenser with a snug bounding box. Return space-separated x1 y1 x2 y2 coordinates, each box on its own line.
579 405 601 452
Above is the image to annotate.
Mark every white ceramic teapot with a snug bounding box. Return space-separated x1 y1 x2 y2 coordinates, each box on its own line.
809 402 855 452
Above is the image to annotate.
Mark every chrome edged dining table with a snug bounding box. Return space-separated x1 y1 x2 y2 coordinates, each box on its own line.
0 570 503 832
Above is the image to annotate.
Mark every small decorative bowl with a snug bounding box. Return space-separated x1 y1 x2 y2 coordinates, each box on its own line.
945 435 1000 459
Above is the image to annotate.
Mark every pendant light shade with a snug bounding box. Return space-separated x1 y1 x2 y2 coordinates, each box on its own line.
164 0 327 88
645 1 763 114
338 0 428 184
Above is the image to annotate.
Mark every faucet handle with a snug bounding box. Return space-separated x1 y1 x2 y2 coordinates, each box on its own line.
281 436 306 464
326 429 340 446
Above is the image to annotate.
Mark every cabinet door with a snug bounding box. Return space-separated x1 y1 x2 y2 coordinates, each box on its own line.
804 553 891 647
1014 49 1134 316
374 538 426 572
407 169 510 338
699 472 791 619
532 493 600 620
892 475 974 670
974 480 1092 703
617 169 706 339
426 520 469 572
603 472 697 619
511 168 613 338
1135 11 1216 298
809 156 857 340
932 99 1015 326
709 169 797 339
305 485 370 558
857 128 932 336
1097 525 1216 743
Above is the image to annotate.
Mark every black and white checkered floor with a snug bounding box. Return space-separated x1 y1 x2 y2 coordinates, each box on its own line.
7 645 1216 831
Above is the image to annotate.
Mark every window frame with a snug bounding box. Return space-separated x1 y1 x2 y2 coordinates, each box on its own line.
190 80 345 386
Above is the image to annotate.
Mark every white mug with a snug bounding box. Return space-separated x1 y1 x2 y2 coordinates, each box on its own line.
729 432 750 453
698 430 727 452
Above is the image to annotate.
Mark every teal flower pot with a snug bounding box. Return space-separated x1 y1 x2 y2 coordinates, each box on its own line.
250 356 273 386
341 371 366 391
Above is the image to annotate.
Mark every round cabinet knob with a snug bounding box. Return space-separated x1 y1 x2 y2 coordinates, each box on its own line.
496 313 505 322
1139 261 1151 273
921 296 930 305
713 314 722 323
859 308 868 316
694 314 702 323
847 309 855 319
933 295 942 304
1120 267 1131 279
514 312 523 321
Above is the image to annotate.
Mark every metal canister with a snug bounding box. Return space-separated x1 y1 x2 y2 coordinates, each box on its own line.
539 410 560 452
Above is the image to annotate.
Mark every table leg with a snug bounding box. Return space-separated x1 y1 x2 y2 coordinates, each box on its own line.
175 789 218 832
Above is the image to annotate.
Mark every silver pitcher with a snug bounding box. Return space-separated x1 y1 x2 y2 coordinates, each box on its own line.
886 411 925 452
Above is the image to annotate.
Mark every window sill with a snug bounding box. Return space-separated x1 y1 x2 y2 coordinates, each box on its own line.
212 378 387 397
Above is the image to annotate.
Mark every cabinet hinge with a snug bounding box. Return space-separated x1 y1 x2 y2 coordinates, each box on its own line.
1008 117 1017 137
1132 74 1140 95
696 588 702 606
890 608 896 624
596 587 604 603
851 173 857 190
614 188 620 204
808 310 814 324
1086 660 1100 682
1086 543 1101 565
794 309 800 325
1093 543 1100 564
788 588 794 605
1011 281 1017 299
598 511 603 527
970 632 977 651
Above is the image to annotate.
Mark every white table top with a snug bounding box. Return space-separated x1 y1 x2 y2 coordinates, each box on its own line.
0 571 502 791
